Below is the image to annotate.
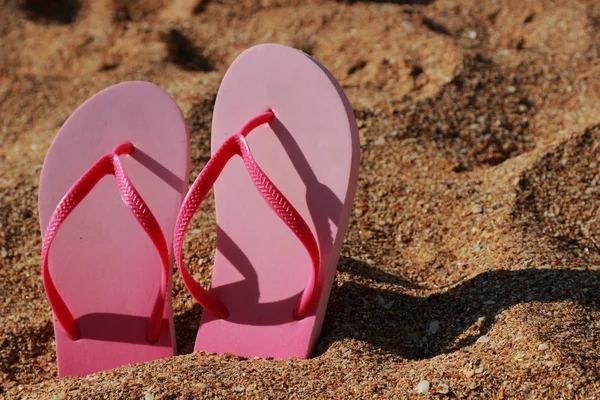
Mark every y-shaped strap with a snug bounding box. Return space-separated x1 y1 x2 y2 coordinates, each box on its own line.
173 111 320 320
41 142 170 343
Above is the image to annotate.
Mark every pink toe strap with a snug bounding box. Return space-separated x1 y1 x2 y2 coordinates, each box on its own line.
173 111 320 320
41 142 170 343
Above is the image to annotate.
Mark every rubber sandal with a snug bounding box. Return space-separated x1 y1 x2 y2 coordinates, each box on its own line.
38 82 189 377
174 44 359 358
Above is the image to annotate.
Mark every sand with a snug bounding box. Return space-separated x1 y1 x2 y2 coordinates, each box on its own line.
1 0 600 398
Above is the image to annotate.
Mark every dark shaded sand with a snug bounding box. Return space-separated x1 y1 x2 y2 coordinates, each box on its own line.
1 0 600 398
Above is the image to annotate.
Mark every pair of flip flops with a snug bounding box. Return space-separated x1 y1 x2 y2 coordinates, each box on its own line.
39 44 360 377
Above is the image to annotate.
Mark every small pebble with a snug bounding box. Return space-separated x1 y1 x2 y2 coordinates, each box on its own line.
477 335 490 343
472 204 483 213
416 380 430 394
353 208 364 218
428 320 440 334
376 295 394 309
144 394 155 400
538 343 549 351
467 31 477 40
437 383 450 394
507 85 517 93
375 137 386 145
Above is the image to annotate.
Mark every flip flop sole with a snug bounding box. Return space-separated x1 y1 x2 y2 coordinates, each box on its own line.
39 81 189 376
195 44 359 358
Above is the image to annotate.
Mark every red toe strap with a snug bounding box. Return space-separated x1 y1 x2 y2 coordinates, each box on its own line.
173 111 320 320
41 143 170 343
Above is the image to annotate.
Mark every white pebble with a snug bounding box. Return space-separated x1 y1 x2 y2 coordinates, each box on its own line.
507 85 517 93
145 394 155 400
467 31 477 40
477 335 490 343
472 204 483 213
416 380 430 394
428 320 440 334
375 137 386 146
538 343 549 351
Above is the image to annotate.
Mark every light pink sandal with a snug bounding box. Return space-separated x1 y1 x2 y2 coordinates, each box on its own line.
38 82 189 377
174 44 359 358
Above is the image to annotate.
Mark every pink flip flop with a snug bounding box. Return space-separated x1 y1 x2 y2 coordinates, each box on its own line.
174 44 359 358
38 82 189 377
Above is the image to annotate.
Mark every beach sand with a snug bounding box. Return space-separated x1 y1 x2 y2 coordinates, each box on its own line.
1 0 600 398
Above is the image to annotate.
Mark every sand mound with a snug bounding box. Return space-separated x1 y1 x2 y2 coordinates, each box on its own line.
516 125 600 265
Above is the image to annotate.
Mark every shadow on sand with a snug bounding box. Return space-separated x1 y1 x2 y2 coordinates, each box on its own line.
320 257 599 359
175 256 599 359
